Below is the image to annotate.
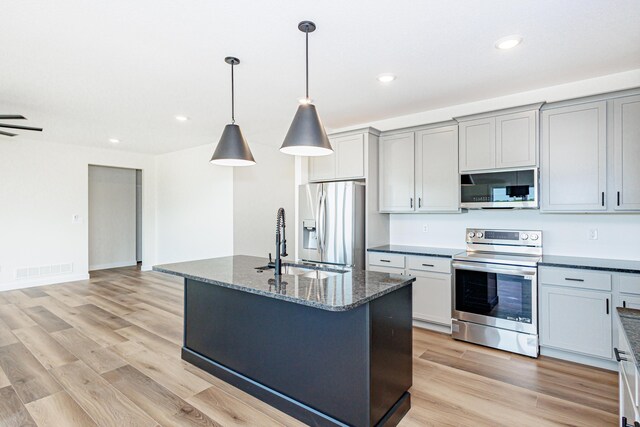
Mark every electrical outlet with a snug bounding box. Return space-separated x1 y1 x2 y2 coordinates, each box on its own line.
589 229 598 240
422 225 429 233
72 214 82 224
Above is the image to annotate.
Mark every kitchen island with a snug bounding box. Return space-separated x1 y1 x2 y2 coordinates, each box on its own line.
153 255 415 427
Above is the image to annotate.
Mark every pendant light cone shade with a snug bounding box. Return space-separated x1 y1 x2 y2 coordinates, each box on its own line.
280 21 333 157
210 56 256 166
210 124 255 166
280 103 333 156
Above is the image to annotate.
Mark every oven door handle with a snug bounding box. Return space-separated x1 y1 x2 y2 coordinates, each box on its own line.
452 260 537 278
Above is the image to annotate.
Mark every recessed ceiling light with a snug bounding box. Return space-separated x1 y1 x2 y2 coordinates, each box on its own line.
377 74 396 83
108 138 120 144
175 115 190 122
495 35 523 50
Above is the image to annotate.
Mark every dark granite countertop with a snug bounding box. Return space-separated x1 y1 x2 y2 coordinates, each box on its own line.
367 245 462 258
617 308 640 368
539 255 640 274
153 255 414 312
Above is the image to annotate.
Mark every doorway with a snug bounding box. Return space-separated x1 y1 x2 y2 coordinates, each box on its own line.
88 165 142 271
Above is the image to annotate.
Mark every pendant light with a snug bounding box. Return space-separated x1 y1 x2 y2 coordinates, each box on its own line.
210 57 256 166
280 21 333 157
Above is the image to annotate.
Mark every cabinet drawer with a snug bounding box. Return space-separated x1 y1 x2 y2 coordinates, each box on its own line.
406 256 450 274
368 253 405 268
368 264 404 275
620 275 640 295
539 267 611 291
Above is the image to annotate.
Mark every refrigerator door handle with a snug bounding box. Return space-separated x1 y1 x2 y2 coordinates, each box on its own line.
321 192 327 256
316 189 323 258
317 191 326 258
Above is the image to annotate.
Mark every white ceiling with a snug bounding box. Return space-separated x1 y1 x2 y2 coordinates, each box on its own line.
2 0 639 154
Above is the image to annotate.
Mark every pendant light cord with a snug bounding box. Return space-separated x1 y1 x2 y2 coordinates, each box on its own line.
231 61 235 124
305 26 309 100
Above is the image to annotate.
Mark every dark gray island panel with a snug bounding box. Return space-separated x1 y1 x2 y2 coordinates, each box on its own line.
154 255 415 427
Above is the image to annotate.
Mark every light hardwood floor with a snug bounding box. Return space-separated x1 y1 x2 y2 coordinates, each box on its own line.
0 266 618 426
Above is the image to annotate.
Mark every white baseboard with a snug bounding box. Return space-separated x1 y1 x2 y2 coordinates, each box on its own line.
413 319 452 334
540 346 617 371
140 264 153 272
0 273 90 292
89 261 137 271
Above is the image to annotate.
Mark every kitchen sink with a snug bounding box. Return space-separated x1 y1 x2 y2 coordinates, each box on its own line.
255 263 347 279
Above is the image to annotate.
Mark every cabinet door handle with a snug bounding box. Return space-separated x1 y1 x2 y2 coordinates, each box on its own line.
422 263 434 267
601 192 605 207
410 198 414 208
618 191 621 206
615 347 628 362
380 259 391 263
418 197 422 208
623 300 627 308
565 277 584 282
606 298 609 315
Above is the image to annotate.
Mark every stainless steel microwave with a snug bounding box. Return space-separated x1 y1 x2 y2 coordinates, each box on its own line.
460 168 538 209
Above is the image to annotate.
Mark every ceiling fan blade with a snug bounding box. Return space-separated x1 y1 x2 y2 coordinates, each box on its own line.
0 115 26 120
0 130 17 137
0 123 43 132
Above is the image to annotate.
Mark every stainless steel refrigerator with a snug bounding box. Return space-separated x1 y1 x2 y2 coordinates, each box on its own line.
298 181 365 269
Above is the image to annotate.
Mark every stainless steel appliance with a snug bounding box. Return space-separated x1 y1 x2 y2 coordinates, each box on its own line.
460 168 538 209
452 228 542 357
298 181 365 269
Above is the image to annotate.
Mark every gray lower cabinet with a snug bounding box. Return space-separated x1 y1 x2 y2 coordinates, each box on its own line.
539 266 613 360
409 271 452 325
539 285 612 359
541 101 608 212
368 253 452 327
616 313 640 425
614 94 640 211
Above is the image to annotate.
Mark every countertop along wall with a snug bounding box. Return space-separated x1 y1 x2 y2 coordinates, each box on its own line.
328 69 640 261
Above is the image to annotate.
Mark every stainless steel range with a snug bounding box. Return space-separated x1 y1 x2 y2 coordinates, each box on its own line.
452 228 542 358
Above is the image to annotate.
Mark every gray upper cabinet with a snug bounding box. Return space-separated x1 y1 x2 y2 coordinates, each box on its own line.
541 101 607 212
496 110 537 169
613 94 640 211
309 133 365 182
335 133 365 179
308 149 335 181
415 125 460 212
458 118 495 172
379 132 415 212
457 104 541 173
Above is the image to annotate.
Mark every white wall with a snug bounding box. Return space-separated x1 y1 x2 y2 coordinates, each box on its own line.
155 144 234 264
233 142 295 258
88 166 137 270
0 139 157 291
326 69 640 261
390 211 640 260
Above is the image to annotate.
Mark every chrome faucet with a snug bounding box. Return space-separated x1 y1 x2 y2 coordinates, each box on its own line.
274 207 288 275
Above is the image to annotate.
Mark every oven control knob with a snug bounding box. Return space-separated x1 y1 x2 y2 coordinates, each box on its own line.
476 232 484 238
468 231 475 238
520 233 529 240
530 233 539 241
